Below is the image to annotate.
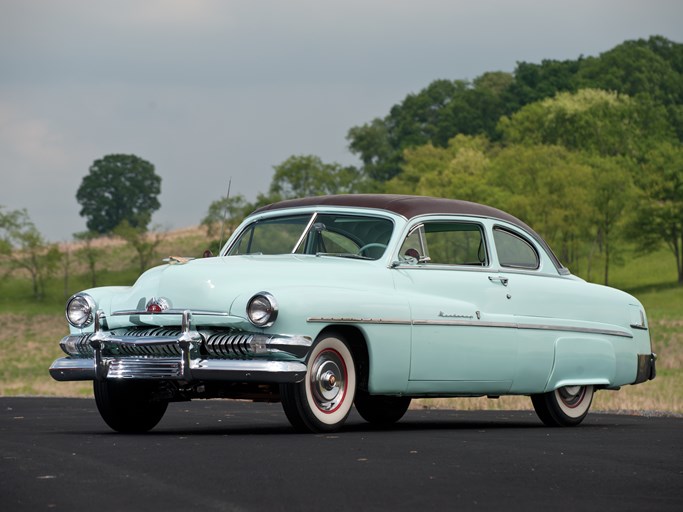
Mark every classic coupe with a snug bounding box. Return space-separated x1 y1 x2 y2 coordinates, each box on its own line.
50 194 656 433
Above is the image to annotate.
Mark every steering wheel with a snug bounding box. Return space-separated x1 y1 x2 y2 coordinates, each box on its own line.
357 243 387 257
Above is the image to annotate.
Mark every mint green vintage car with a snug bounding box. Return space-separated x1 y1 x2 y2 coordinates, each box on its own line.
50 195 656 433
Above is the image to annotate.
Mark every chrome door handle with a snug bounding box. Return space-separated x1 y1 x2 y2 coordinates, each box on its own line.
488 275 509 286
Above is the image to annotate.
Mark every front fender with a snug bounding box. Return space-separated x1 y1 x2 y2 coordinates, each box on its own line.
232 285 413 394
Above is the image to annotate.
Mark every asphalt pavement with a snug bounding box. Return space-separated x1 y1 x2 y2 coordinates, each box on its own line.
1 397 681 511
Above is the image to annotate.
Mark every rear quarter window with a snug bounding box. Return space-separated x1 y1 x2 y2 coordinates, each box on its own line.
493 227 539 270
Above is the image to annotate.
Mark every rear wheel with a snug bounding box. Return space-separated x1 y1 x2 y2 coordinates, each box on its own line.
281 332 356 433
94 380 168 433
531 385 594 427
354 390 411 426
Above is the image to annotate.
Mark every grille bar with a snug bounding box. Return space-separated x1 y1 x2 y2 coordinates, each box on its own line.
107 357 183 379
205 333 254 358
113 342 182 357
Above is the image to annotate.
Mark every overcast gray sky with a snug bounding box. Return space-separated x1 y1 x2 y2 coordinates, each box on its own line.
2 0 682 241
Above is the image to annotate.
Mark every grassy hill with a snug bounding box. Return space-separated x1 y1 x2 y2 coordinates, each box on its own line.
0 227 680 414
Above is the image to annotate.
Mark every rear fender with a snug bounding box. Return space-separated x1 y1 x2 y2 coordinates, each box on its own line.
545 337 616 391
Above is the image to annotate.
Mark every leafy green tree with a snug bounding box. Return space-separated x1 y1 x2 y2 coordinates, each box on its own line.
498 89 675 157
504 58 581 110
581 155 635 285
388 80 470 148
347 77 514 184
346 37 682 188
201 194 249 254
577 36 683 108
73 231 103 287
114 221 164 274
267 155 362 199
347 118 397 184
488 144 593 270
0 207 61 299
77 154 161 234
386 134 493 203
388 130 637 282
474 71 515 96
629 142 683 284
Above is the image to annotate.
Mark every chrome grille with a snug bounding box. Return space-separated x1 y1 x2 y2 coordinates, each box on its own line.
205 333 254 359
107 357 183 379
122 327 183 338
112 342 182 357
114 327 183 356
61 333 95 357
62 327 257 360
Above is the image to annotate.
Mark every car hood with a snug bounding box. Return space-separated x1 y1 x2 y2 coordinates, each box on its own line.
97 254 385 329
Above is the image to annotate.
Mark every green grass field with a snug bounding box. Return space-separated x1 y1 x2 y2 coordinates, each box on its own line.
0 230 680 414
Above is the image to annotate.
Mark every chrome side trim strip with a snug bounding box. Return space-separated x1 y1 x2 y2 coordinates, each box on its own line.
307 317 633 338
516 323 632 338
412 319 517 328
307 317 412 325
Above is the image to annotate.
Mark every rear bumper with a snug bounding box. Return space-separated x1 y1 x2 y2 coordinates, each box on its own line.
634 353 657 384
49 356 306 383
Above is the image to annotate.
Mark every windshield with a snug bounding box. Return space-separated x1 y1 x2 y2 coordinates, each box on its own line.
226 213 394 260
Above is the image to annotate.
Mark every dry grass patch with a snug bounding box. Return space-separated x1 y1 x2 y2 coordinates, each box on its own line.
0 314 90 397
411 379 681 415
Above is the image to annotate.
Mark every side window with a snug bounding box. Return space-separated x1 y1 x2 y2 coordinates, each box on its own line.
493 227 539 270
400 222 488 266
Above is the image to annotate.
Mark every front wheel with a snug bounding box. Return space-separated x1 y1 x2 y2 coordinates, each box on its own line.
531 385 594 427
280 332 356 433
94 380 168 433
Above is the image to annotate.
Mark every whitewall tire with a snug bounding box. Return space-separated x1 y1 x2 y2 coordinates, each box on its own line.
531 385 595 427
280 332 356 433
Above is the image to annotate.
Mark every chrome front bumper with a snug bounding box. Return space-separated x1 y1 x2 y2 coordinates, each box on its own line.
49 310 310 384
49 356 307 383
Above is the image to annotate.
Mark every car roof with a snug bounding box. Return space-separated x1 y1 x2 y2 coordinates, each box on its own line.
253 194 568 273
255 194 525 227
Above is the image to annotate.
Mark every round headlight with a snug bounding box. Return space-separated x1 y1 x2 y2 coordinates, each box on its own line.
247 292 278 328
66 293 97 328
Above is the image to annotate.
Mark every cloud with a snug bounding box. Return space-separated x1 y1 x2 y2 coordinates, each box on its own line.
1 0 682 241
0 102 70 169
125 0 222 26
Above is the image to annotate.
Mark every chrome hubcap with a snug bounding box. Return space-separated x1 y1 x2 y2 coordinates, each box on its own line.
557 386 586 408
310 350 346 412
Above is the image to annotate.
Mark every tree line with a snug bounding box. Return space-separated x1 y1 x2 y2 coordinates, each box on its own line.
1 36 681 299
204 36 683 285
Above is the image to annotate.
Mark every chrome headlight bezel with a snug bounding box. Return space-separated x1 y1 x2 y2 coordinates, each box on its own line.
247 292 278 328
65 293 97 328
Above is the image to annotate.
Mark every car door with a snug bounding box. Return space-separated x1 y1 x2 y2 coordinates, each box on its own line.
391 219 520 394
